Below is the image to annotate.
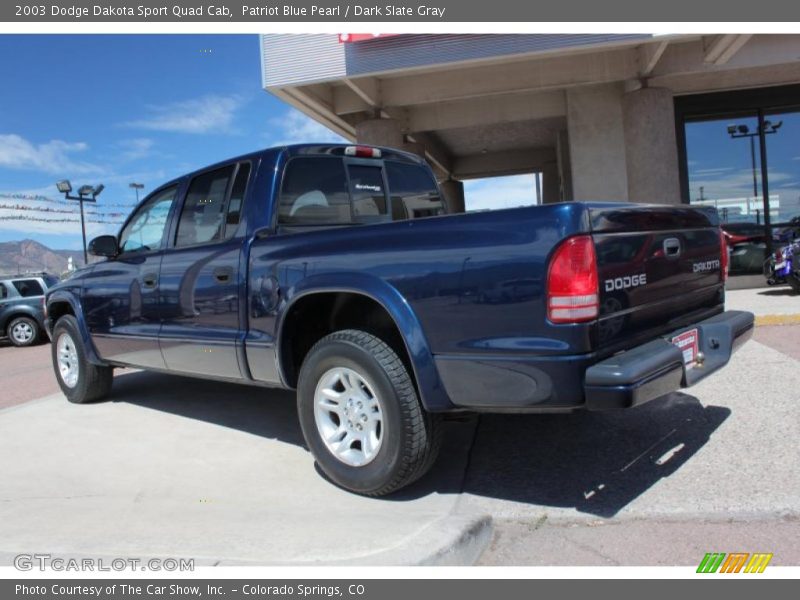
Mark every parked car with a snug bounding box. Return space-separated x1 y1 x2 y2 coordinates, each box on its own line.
45 144 753 495
1 273 59 346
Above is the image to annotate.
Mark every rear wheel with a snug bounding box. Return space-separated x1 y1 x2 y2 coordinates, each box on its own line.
51 315 113 403
297 329 441 496
7 316 39 347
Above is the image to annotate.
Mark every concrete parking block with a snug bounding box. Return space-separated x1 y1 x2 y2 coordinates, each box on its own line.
0 371 488 566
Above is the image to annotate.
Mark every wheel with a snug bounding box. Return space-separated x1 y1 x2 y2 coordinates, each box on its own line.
7 316 40 347
788 274 800 294
297 329 441 496
51 315 113 404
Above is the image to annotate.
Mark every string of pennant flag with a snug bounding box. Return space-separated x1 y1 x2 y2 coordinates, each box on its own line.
0 192 132 226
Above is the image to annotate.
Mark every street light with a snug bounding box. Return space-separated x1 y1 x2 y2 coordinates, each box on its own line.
129 182 144 203
54 180 104 266
726 120 782 225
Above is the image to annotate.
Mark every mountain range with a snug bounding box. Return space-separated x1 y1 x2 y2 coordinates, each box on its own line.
0 239 84 276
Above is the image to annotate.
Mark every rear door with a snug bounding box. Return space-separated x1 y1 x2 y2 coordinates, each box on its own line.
157 161 251 379
590 205 724 347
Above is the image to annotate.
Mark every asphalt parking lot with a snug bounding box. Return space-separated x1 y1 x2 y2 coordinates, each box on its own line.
1 291 799 566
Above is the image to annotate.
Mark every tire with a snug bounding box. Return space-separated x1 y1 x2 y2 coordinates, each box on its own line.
51 315 113 404
7 316 40 347
297 329 441 496
788 274 800 294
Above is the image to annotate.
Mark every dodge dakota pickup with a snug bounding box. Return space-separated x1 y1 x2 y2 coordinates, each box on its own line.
46 143 754 495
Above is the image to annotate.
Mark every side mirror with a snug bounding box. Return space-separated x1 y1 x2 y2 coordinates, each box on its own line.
88 235 119 258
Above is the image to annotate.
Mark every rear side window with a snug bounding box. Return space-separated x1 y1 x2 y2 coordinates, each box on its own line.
0 283 7 299
176 165 235 247
279 158 350 225
12 279 44 297
386 162 445 220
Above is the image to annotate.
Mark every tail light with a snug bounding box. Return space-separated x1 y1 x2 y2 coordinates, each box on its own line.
546 235 599 323
719 228 729 282
344 145 381 158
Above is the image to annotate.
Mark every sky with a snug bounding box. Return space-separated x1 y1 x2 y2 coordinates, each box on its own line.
0 34 344 250
0 34 537 251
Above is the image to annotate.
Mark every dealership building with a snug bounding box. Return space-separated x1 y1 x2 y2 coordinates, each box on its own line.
260 34 800 282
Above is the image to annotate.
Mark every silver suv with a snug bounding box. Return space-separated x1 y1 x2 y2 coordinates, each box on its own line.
0 274 59 347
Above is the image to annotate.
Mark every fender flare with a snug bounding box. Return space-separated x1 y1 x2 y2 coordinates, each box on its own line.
276 272 453 412
46 290 106 366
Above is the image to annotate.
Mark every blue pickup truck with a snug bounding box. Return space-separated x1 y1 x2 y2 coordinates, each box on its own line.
45 144 753 495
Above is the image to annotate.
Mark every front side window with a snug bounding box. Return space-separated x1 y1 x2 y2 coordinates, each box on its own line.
175 165 235 247
386 162 445 220
279 158 350 225
119 185 178 254
12 279 44 297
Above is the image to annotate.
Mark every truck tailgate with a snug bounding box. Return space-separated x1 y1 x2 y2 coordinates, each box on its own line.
589 204 725 349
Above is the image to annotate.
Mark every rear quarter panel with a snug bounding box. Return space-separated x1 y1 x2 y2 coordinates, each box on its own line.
246 204 594 408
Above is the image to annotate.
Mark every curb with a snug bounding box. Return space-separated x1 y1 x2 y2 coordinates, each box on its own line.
754 314 800 326
214 514 494 566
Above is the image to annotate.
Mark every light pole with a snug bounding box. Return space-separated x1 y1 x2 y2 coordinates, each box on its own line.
129 182 144 203
55 180 104 266
727 120 782 226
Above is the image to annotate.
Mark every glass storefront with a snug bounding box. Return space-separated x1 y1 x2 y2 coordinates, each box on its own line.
677 86 800 280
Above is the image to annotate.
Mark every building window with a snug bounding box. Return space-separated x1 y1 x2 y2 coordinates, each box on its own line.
678 86 800 278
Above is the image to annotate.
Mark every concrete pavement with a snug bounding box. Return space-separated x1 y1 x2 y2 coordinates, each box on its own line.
0 371 489 566
726 286 799 319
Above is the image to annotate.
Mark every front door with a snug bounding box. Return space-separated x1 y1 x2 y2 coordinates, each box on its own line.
157 162 251 379
82 184 180 368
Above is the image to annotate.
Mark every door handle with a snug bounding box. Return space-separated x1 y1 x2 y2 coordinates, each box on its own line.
141 273 158 288
213 266 234 284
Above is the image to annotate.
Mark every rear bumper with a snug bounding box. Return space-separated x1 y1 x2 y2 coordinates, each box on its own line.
583 310 754 410
434 310 753 412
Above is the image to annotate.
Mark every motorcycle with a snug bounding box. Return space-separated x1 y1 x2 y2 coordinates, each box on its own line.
765 239 800 293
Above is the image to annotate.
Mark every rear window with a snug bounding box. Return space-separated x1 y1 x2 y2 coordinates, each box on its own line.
12 279 44 297
347 164 387 219
279 158 350 225
386 162 445 220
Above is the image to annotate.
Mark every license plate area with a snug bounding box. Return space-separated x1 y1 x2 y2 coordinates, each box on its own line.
671 328 699 368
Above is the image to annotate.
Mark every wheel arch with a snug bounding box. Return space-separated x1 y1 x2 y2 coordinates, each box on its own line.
276 274 452 412
46 291 106 365
1 306 39 332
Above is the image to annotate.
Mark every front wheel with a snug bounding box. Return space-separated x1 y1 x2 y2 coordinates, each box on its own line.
297 329 441 496
51 315 113 403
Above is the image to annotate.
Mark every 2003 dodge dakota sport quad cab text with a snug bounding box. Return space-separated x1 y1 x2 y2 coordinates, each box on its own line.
45 144 754 495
